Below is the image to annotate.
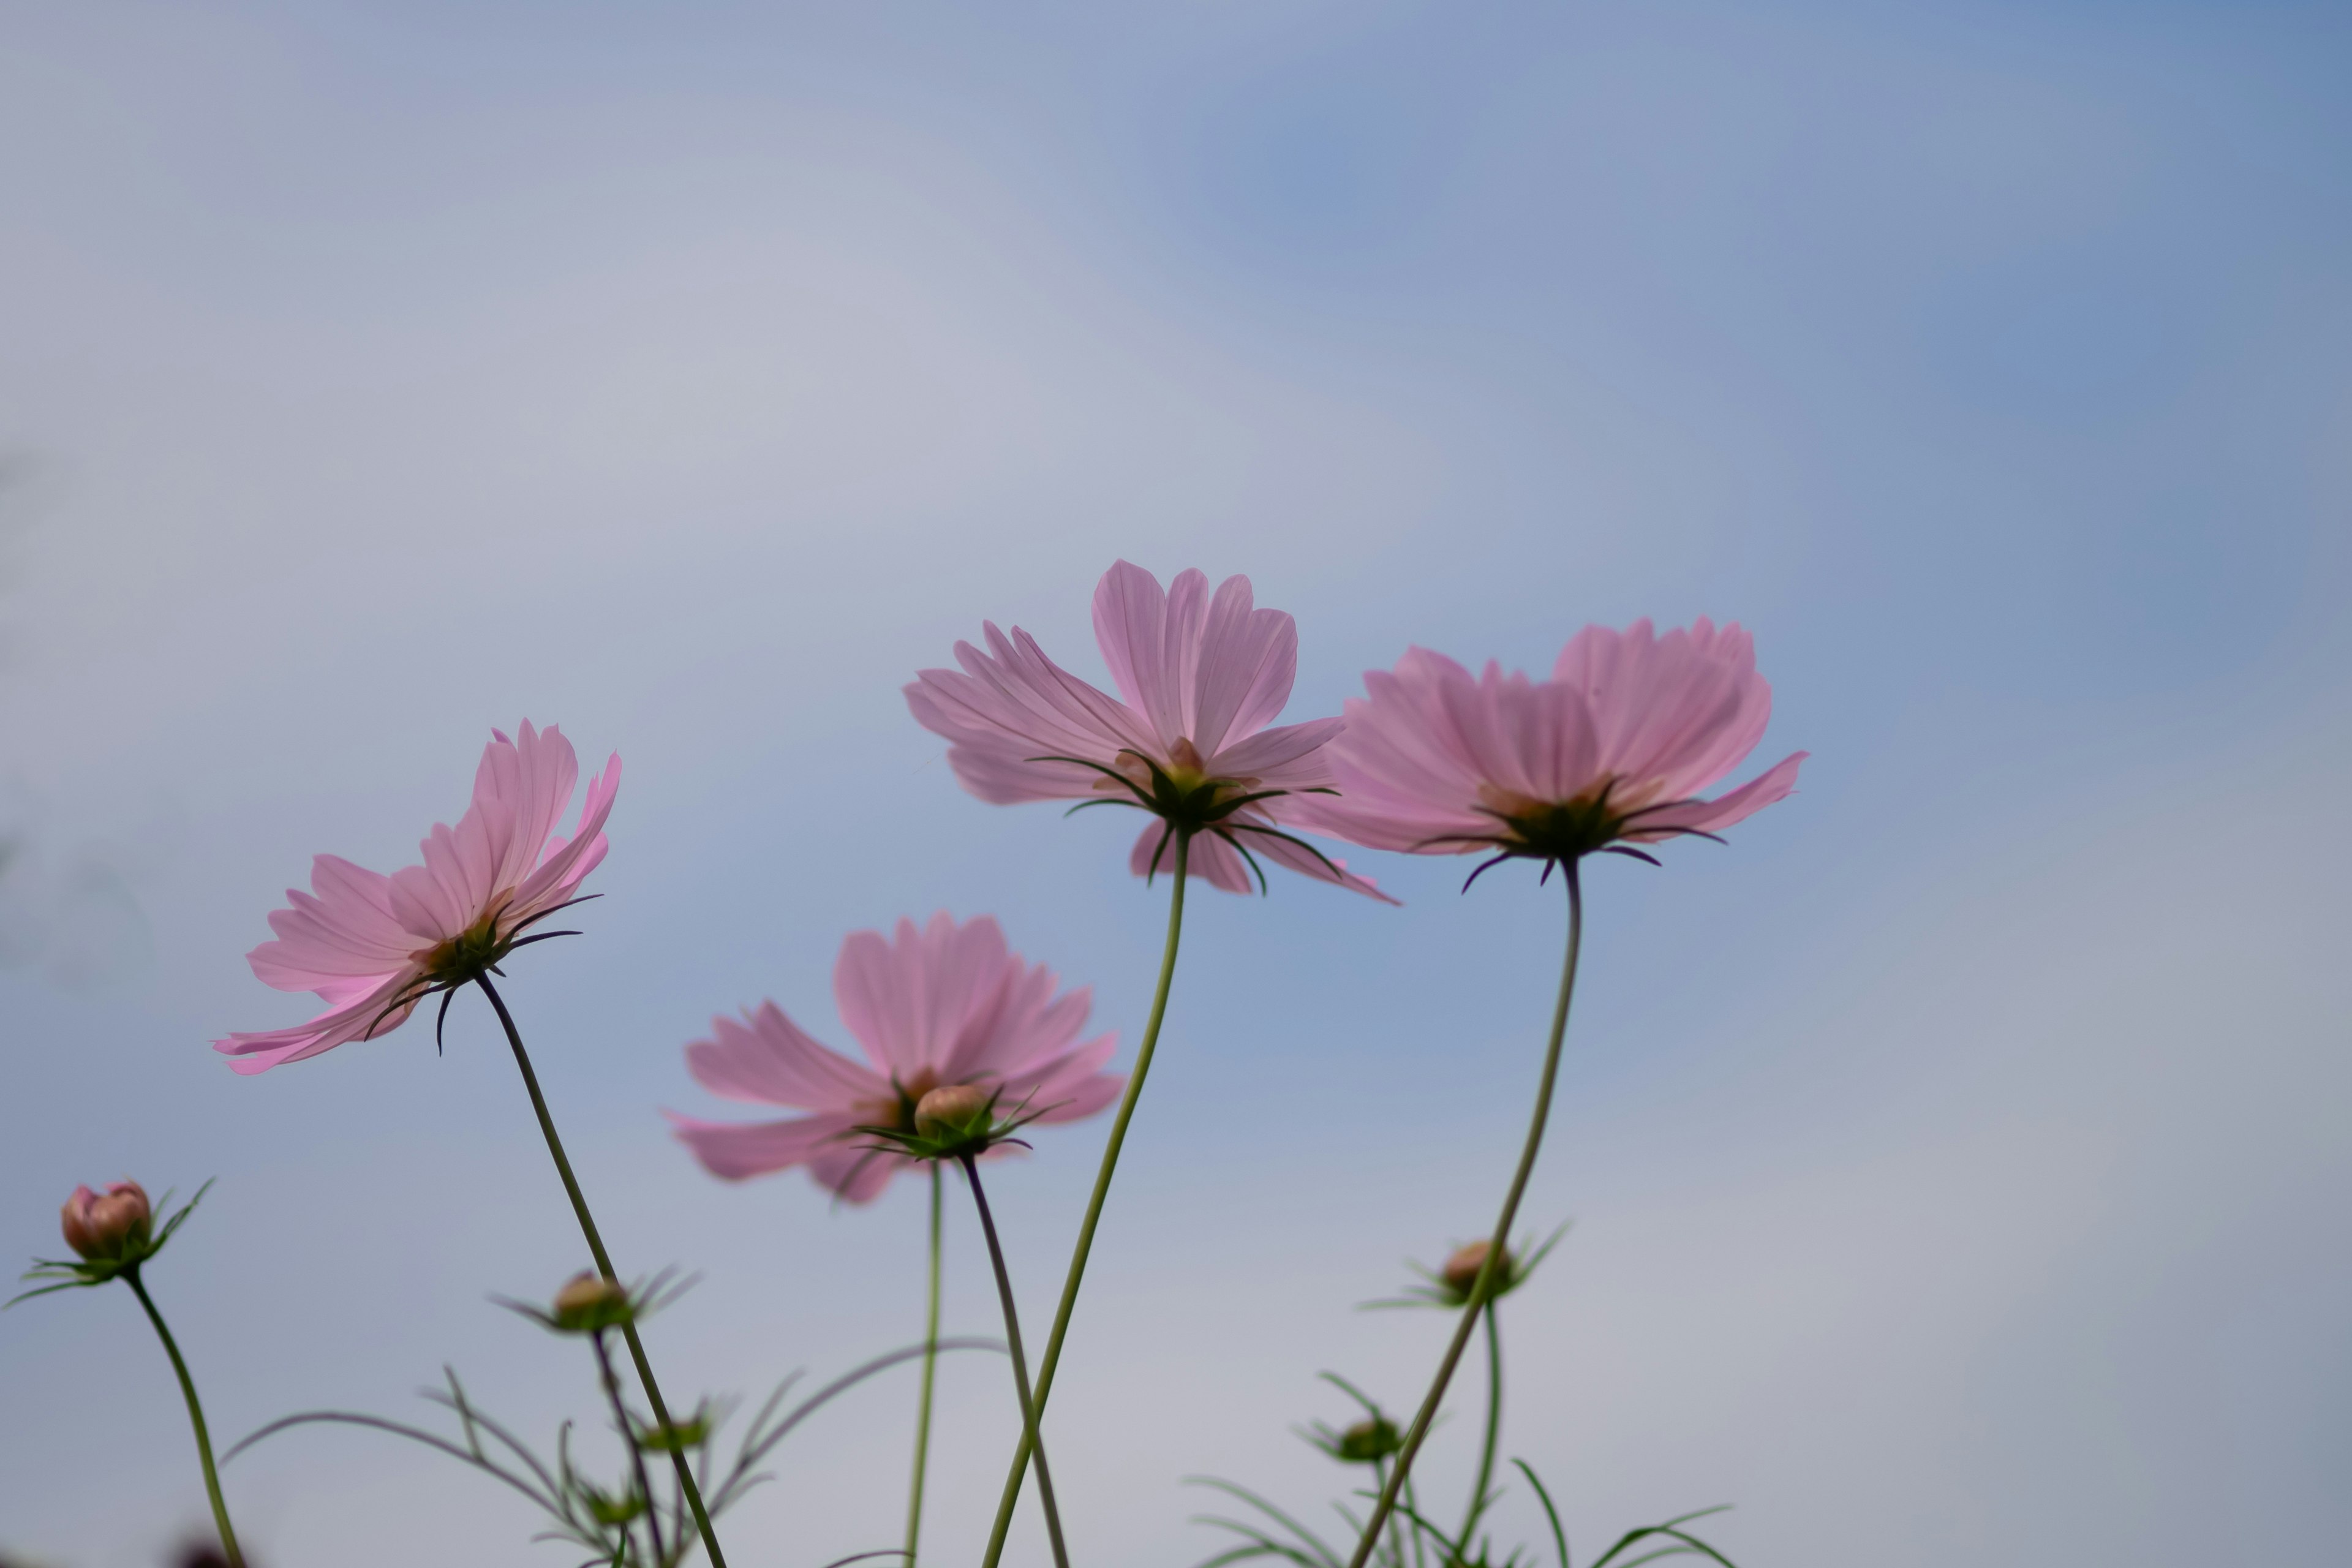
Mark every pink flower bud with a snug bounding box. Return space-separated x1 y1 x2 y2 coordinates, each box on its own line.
914 1084 992 1138
1441 1238 1510 1301
61 1181 153 1262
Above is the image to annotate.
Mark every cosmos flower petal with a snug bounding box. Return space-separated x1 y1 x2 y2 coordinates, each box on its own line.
1208 715 1344 785
807 1139 913 1205
513 753 622 916
667 1110 865 1183
213 973 423 1075
1191 573 1300 755
1227 817 1400 905
1624 752 1808 841
685 1002 887 1108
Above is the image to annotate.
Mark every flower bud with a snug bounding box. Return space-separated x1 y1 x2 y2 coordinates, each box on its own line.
61 1181 152 1263
914 1084 992 1139
1335 1415 1402 1464
1441 1239 1510 1302
551 1271 632 1333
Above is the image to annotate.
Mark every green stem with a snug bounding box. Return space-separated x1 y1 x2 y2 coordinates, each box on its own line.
1374 1455 1406 1568
904 1164 944 1566
592 1327 667 1568
124 1266 243 1568
978 829 1193 1568
1451 1300 1503 1561
960 1154 1071 1568
478 974 728 1568
1347 862 1585 1568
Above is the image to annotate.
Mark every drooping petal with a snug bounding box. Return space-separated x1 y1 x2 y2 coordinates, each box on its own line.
666 1110 866 1183
807 1137 915 1204
214 970 424 1075
1226 814 1399 904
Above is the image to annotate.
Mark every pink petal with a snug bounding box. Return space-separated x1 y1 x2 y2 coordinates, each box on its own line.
512 752 622 917
666 1110 864 1183
1189 573 1300 753
1227 815 1400 904
1626 751 1807 840
834 913 1019 1079
1091 561 1202 747
807 1138 914 1204
684 1001 885 1110
214 971 423 1074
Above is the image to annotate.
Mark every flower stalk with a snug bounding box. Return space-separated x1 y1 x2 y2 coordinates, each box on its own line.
1452 1298 1504 1561
979 828 1193 1568
959 1153 1071 1568
477 974 728 1568
125 1265 244 1567
1347 862 1585 1568
904 1164 944 1565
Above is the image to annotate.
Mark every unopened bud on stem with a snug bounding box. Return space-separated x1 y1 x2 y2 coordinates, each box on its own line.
914 1084 992 1139
61 1182 152 1264
551 1271 632 1333
1441 1239 1512 1302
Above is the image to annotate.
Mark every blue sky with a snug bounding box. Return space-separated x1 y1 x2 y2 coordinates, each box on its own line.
1 2 2347 1564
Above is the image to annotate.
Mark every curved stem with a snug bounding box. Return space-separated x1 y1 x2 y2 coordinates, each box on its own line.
592 1327 666 1567
959 1155 1071 1568
124 1267 243 1567
1452 1300 1504 1561
476 974 728 1568
903 1164 944 1566
979 829 1193 1568
1347 862 1585 1568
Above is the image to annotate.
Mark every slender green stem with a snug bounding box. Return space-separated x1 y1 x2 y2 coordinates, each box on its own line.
477 974 728 1568
904 1164 944 1566
979 829 1193 1568
1403 1473 1427 1568
1374 1455 1406 1568
1347 862 1585 1568
959 1154 1071 1568
592 1327 668 1568
124 1266 243 1567
1452 1300 1504 1561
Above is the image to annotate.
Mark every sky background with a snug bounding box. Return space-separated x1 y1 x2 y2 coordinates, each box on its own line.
2 1 2348 1564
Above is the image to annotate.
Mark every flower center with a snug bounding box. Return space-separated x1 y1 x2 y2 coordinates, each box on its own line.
413 894 516 986
862 1068 943 1133
1092 737 1270 834
1475 775 1664 862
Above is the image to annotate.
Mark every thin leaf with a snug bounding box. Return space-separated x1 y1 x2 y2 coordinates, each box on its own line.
1510 1460 1570 1568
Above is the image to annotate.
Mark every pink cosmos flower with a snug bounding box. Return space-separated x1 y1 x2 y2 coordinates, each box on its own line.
1297 619 1806 881
669 913 1123 1204
215 722 620 1075
904 560 1393 902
